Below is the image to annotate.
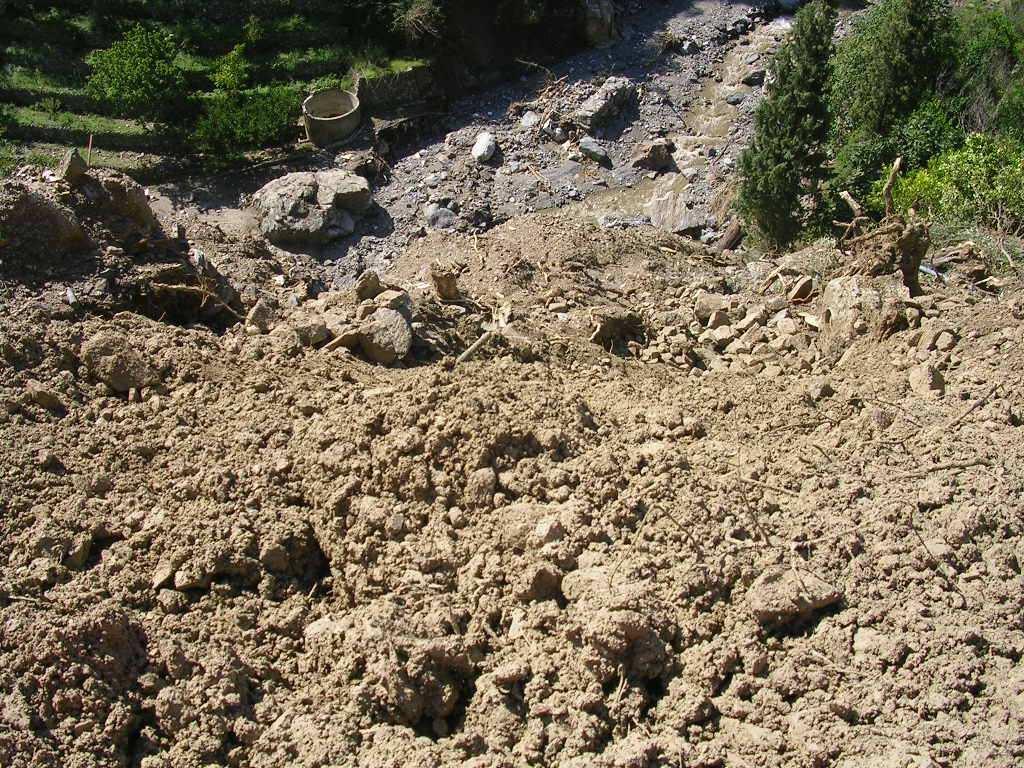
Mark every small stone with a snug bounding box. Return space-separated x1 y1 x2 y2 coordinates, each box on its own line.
725 93 745 106
520 111 541 129
246 299 275 333
788 276 815 303
152 561 175 590
430 261 460 300
425 204 458 230
358 308 412 365
706 309 730 329
355 270 384 302
57 148 88 185
935 330 957 352
579 136 610 164
26 380 65 412
534 517 565 544
742 69 766 86
747 565 841 627
908 363 945 398
471 132 497 163
81 331 157 394
375 289 413 320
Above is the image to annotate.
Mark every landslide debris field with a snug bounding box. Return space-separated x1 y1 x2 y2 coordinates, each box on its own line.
2 4 1024 768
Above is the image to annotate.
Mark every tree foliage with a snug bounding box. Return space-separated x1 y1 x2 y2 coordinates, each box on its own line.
86 25 188 130
738 0 836 248
830 0 955 140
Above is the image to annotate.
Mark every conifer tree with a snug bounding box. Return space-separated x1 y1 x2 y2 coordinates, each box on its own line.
738 0 837 248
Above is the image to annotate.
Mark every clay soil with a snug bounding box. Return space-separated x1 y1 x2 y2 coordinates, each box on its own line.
2 199 1023 768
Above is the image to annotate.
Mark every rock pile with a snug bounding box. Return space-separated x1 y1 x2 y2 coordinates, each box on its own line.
246 270 415 367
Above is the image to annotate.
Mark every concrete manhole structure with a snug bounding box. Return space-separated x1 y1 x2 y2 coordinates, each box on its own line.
302 88 362 147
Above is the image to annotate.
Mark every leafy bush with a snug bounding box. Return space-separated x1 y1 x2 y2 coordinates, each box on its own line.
831 0 955 140
738 0 836 248
895 98 964 170
892 133 1024 232
831 128 893 205
212 44 250 91
192 85 301 155
952 0 1024 132
86 24 189 130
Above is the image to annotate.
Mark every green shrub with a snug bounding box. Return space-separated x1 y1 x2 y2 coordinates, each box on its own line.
892 133 1024 231
86 24 189 130
192 85 301 156
391 0 444 42
995 79 1024 140
212 44 250 91
952 0 1024 131
831 0 955 140
895 98 964 170
738 0 836 248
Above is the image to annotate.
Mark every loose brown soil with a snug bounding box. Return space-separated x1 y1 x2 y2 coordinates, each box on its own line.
2 196 1023 767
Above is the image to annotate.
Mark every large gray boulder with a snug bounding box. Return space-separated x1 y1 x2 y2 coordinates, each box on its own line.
576 76 636 130
253 170 371 248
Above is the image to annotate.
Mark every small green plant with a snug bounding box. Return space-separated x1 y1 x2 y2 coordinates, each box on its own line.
192 85 301 156
34 96 63 116
212 44 250 92
87 24 188 131
892 133 1024 232
738 0 836 249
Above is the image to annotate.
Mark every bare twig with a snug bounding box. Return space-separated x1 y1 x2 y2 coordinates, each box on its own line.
882 156 903 218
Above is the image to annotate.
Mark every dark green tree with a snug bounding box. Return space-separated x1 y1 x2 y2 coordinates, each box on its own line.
831 0 955 141
738 0 836 249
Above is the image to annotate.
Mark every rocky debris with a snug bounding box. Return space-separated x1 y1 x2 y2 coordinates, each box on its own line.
80 331 158 393
630 137 676 172
359 308 413 364
253 170 371 248
746 565 842 628
575 76 637 130
355 270 385 302
57 148 88 185
471 132 497 163
430 261 461 300
246 299 276 334
908 362 945 398
0 180 89 261
788 276 815 303
578 136 611 164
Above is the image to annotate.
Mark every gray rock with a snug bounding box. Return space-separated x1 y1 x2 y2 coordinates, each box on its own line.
742 69 767 86
358 308 412 365
375 288 413 321
57 148 88 186
81 331 158 393
425 203 458 230
253 170 369 248
579 136 610 164
471 131 497 163
726 93 745 106
576 76 637 130
644 189 705 235
520 111 541 129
